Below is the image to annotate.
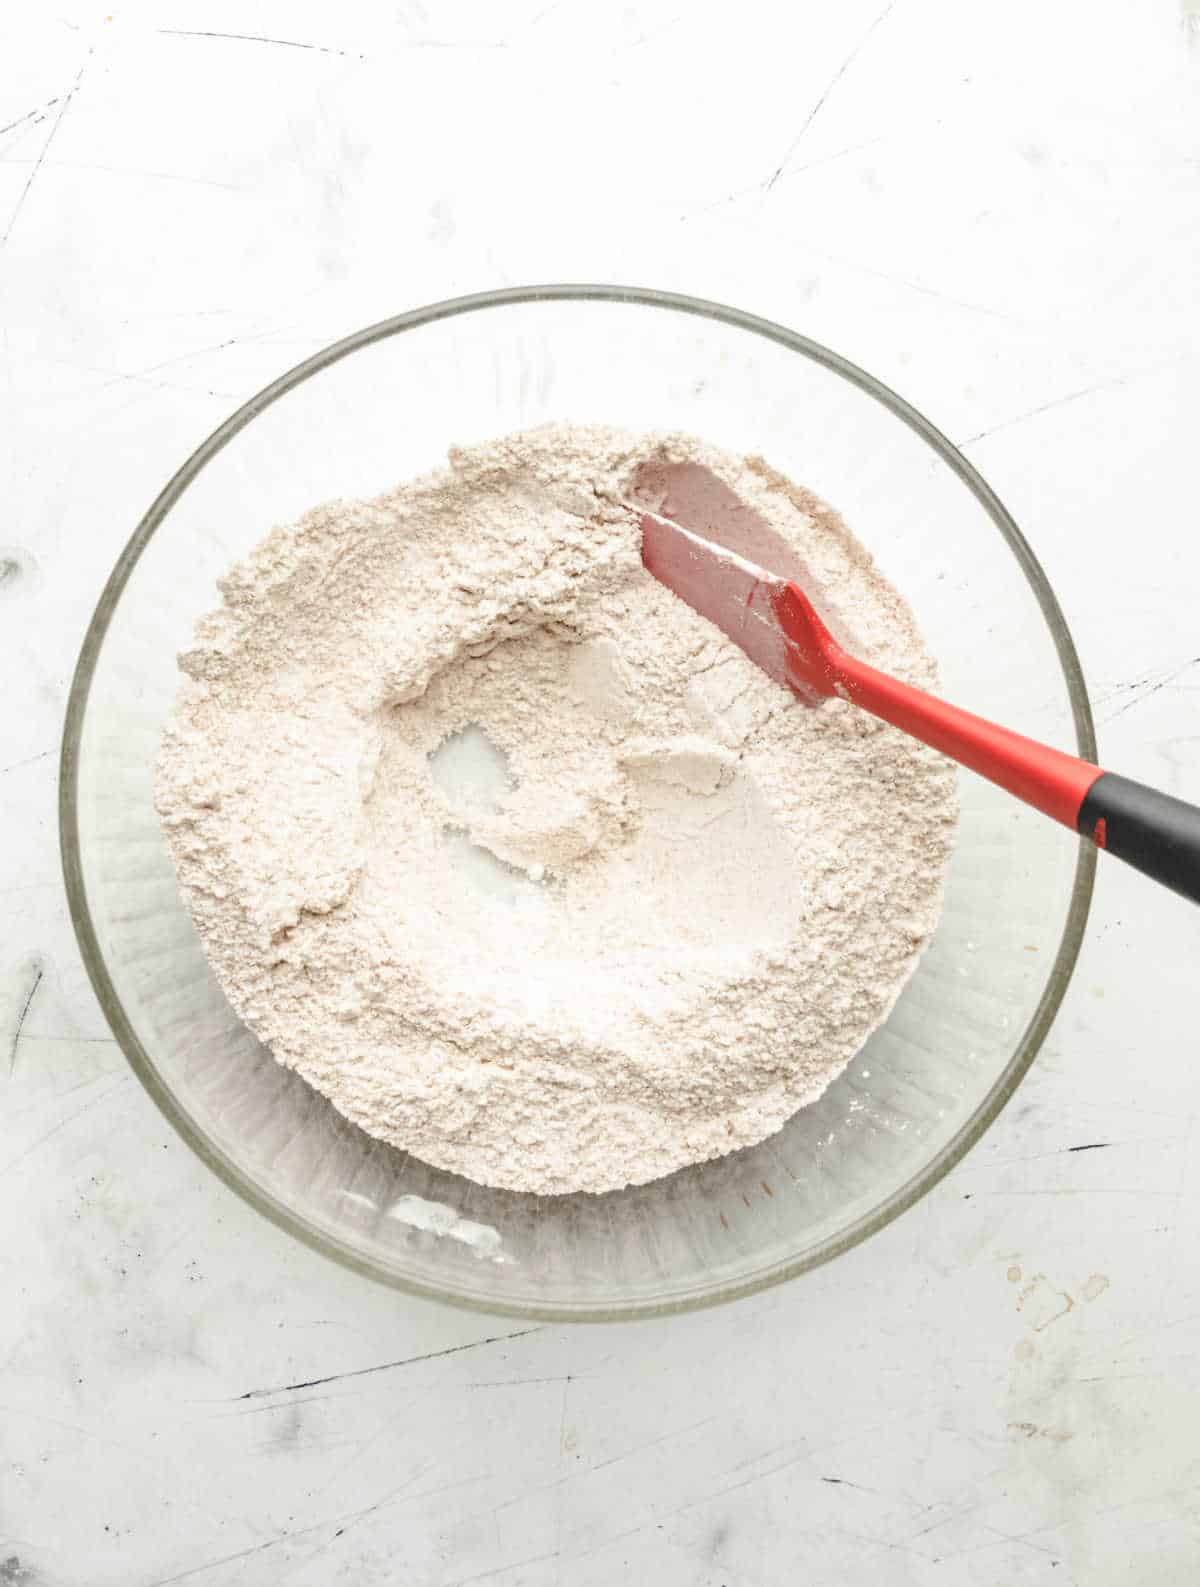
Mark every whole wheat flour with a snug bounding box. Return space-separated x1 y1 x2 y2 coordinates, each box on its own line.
156 426 956 1194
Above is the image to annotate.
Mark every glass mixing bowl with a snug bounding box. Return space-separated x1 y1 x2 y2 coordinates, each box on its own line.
61 287 1095 1319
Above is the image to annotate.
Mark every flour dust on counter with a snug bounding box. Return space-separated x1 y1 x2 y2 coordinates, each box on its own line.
155 425 956 1194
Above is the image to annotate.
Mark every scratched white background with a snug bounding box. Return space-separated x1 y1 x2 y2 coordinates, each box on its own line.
4 2 1200 1583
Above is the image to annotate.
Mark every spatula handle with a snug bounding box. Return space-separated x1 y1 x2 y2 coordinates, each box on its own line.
1076 774 1200 903
833 648 1200 905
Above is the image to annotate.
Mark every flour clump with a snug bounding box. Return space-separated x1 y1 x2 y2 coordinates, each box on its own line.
156 426 956 1194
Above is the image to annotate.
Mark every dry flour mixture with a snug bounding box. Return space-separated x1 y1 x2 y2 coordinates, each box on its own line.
156 427 956 1194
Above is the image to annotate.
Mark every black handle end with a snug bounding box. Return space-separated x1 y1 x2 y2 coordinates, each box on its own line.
1079 772 1200 905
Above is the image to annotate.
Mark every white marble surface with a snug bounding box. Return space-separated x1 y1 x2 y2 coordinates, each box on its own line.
4 2 1200 1582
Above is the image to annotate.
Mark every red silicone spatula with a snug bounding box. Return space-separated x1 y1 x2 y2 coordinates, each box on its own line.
639 507 1200 905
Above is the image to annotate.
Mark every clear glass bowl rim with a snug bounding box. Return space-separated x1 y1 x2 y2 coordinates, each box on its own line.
59 284 1096 1321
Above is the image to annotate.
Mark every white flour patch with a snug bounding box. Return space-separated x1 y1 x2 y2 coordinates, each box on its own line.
156 426 956 1194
